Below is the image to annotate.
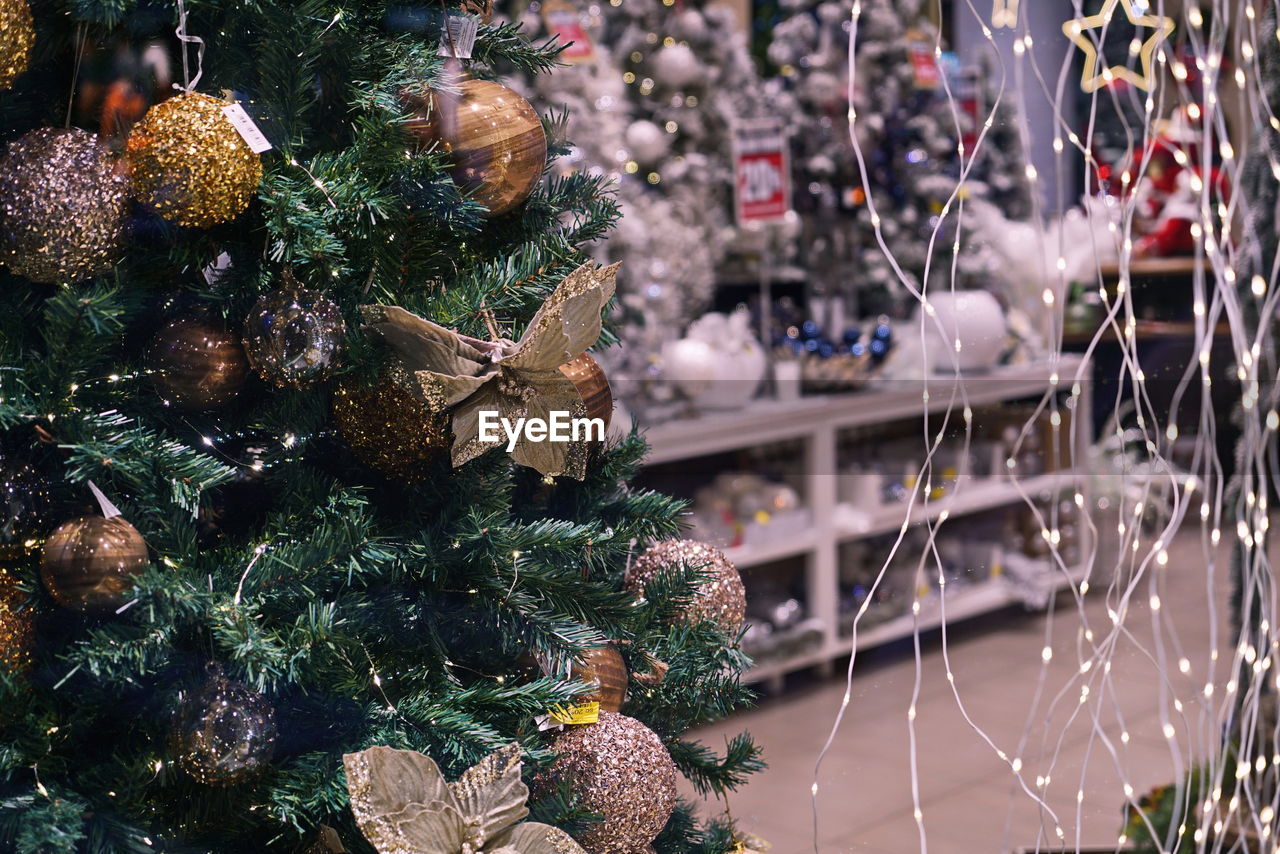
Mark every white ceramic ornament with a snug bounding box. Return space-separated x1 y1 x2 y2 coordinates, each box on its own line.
652 44 702 90
663 310 765 410
676 10 708 39
919 291 1007 373
625 120 671 164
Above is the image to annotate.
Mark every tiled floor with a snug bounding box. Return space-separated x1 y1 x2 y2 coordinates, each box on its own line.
683 524 1236 853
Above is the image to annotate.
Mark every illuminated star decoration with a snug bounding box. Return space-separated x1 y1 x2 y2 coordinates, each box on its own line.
1062 0 1175 93
991 0 1019 29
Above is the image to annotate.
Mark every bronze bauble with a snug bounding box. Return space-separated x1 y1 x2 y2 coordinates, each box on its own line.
331 376 450 481
149 317 249 411
543 712 676 854
559 353 612 428
404 79 546 217
40 516 148 611
570 645 627 713
624 540 746 635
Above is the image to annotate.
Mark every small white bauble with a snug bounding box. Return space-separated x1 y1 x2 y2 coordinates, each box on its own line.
676 9 708 39
652 44 702 90
625 120 671 163
662 338 718 399
920 291 1007 372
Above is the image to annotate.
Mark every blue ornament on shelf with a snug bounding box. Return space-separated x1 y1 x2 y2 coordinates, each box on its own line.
841 328 861 346
800 320 822 340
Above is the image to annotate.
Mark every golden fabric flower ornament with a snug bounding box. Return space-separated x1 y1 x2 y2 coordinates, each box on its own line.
343 743 586 854
361 262 618 479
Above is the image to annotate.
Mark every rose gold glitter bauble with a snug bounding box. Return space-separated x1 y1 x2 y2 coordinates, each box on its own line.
40 516 148 612
544 712 676 854
0 127 129 284
0 0 33 90
0 567 33 675
403 79 546 217
125 92 263 228
148 317 249 411
559 354 612 428
624 540 746 635
331 376 449 481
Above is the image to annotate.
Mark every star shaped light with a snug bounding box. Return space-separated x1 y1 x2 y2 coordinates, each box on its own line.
992 0 1019 28
1062 0 1175 93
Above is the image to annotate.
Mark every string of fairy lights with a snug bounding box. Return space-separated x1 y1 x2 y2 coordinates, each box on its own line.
807 0 1280 851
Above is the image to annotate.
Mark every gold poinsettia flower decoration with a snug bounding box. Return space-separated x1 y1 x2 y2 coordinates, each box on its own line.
343 743 585 854
361 262 618 479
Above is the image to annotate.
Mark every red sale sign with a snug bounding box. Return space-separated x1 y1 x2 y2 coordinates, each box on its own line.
541 0 595 64
732 119 791 225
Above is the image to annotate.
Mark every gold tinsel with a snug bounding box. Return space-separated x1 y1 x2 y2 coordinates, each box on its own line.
331 376 450 482
0 128 129 284
542 712 677 854
0 567 33 676
624 540 746 635
125 92 263 228
0 0 33 90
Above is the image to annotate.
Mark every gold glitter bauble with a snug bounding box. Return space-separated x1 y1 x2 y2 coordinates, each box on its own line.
331 376 450 481
0 0 33 90
170 672 277 785
0 128 129 284
125 92 263 229
0 568 34 676
544 712 676 854
403 79 546 217
624 540 746 635
40 516 148 612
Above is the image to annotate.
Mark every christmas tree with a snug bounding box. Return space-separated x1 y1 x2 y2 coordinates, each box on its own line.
0 1 761 851
521 0 783 412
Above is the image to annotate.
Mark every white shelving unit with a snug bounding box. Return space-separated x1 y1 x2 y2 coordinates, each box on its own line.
641 356 1092 689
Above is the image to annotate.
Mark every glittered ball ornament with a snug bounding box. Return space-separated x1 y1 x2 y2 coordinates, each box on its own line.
543 712 676 854
0 568 33 675
170 672 277 785
0 0 33 90
243 285 345 388
559 353 612 428
0 128 129 284
148 317 249 411
0 457 52 560
404 79 546 217
40 515 148 611
624 540 746 635
331 376 450 481
125 93 263 228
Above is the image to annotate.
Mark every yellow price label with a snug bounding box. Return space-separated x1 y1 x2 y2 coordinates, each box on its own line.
548 701 600 726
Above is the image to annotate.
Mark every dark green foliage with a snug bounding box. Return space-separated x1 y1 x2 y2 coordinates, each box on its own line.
0 1 759 851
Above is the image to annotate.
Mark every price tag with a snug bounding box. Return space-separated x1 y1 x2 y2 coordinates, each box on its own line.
906 30 941 90
732 119 791 226
535 701 600 730
221 103 273 153
438 13 479 59
541 0 595 64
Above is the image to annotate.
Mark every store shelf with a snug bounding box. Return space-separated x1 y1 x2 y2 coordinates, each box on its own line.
745 562 1090 685
639 355 1093 689
643 356 1087 466
724 533 818 569
836 470 1082 540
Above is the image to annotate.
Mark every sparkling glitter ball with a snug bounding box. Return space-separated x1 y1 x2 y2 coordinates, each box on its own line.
544 712 677 854
243 286 345 388
125 92 263 229
170 672 277 785
0 567 34 676
0 128 129 284
0 0 33 90
331 375 450 481
624 540 746 635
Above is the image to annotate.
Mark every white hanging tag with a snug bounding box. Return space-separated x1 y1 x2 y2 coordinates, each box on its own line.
221 103 274 153
437 14 478 59
202 251 232 285
87 480 123 519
